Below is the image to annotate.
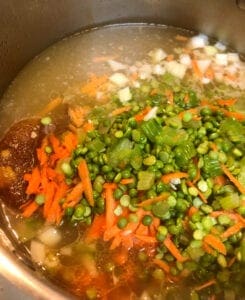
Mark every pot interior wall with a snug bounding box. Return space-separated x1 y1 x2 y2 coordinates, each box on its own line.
0 0 244 97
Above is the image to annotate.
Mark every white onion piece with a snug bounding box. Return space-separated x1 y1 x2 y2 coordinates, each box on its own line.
38 226 62 247
165 61 187 79
144 106 158 121
215 41 227 51
215 53 228 66
139 64 152 80
189 34 208 49
118 87 132 103
202 77 211 85
197 59 211 73
107 60 127 71
179 54 192 66
109 73 129 87
204 45 218 56
227 53 240 63
152 64 165 75
148 48 167 63
30 240 46 264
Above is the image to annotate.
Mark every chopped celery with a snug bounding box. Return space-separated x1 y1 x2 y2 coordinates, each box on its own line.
141 119 163 142
137 171 155 190
107 138 133 167
161 126 188 146
219 193 240 210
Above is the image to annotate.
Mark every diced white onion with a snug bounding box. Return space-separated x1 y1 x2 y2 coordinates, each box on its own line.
109 73 129 87
117 86 132 103
38 226 62 247
215 41 227 51
148 48 167 63
204 45 218 56
132 80 141 88
30 240 46 264
227 53 240 63
197 59 211 73
139 64 152 80
179 54 192 66
152 64 166 75
143 106 158 121
165 61 187 79
202 77 211 85
215 53 228 66
107 60 127 71
189 34 208 49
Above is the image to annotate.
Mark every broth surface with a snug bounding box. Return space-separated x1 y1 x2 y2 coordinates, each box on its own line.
0 24 245 300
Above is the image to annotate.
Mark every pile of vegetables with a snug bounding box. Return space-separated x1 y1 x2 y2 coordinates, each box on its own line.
20 34 245 299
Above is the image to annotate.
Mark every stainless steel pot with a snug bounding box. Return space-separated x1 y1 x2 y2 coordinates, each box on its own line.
0 1 244 299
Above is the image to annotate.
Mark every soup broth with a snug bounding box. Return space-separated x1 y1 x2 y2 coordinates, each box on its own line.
0 24 245 300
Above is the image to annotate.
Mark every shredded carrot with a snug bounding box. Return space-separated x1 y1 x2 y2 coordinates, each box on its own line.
85 214 106 243
137 193 169 207
63 182 84 208
119 177 135 185
150 88 158 96
192 59 202 78
68 105 91 128
213 175 226 186
221 164 245 194
194 279 216 291
25 167 41 195
62 131 78 154
210 211 245 223
112 247 128 265
204 66 214 80
135 223 149 236
43 181 56 218
130 72 138 81
202 241 216 256
188 206 198 217
81 74 108 97
187 181 207 203
135 235 157 244
152 258 170 273
165 89 174 104
166 54 174 62
103 224 121 242
83 121 94 132
134 106 152 122
38 97 63 117
110 235 122 250
222 110 245 121
193 167 201 184
78 160 94 206
227 256 236 267
175 35 188 42
221 222 244 239
92 56 116 63
22 201 39 218
163 234 188 262
111 105 131 117
203 234 226 255
104 185 117 229
216 98 237 106
162 172 189 184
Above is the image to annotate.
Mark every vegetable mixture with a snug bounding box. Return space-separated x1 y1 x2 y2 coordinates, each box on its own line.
1 30 245 299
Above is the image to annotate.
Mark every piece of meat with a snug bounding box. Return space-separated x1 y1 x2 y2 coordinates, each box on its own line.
0 118 43 209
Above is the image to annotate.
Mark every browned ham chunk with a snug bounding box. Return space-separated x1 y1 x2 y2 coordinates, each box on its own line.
0 119 43 209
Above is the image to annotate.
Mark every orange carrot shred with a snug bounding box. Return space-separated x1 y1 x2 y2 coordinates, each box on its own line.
137 193 169 207
192 59 202 78
194 279 216 291
78 159 94 206
153 258 170 273
163 234 188 262
111 106 131 116
22 201 39 218
216 98 237 106
25 167 41 195
134 106 152 122
38 97 63 117
63 182 84 208
165 90 174 104
221 164 245 194
203 234 227 255
135 235 157 244
85 214 106 243
162 172 189 184
221 222 244 239
120 178 135 185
